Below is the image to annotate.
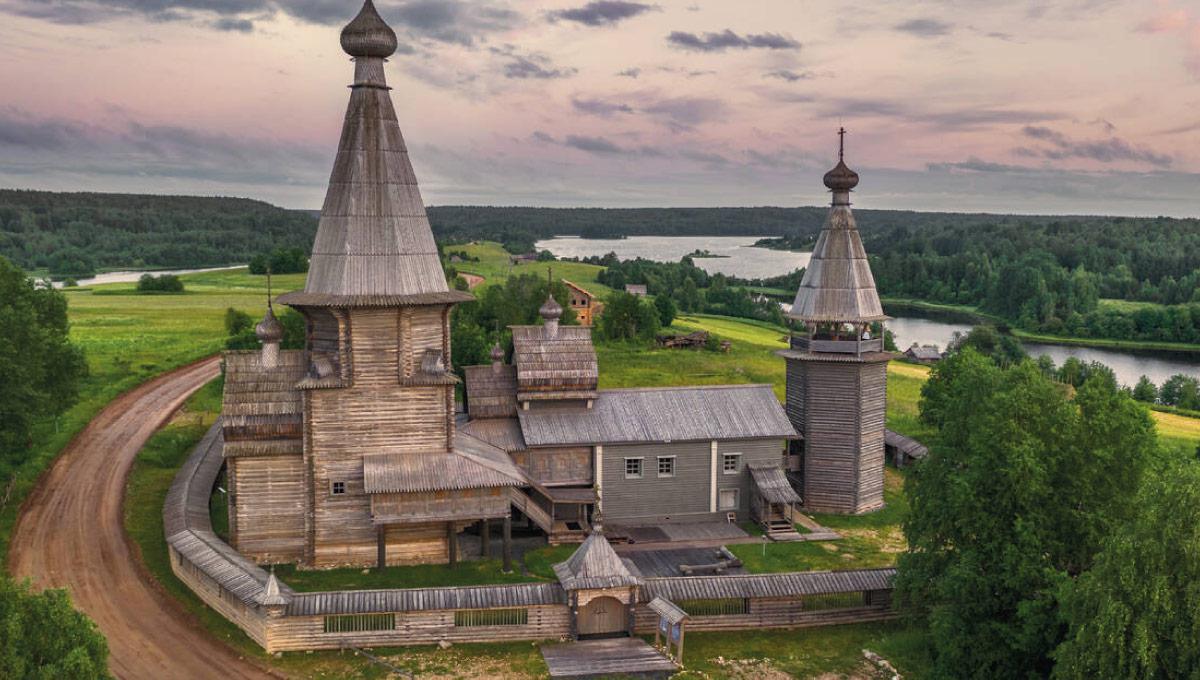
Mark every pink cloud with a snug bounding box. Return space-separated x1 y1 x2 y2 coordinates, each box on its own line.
1137 8 1191 33
1138 3 1200 78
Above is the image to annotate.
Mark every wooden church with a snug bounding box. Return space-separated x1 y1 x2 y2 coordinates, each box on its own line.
220 0 893 571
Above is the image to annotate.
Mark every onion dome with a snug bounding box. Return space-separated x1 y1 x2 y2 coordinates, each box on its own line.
340 0 398 58
823 126 859 192
539 294 563 322
490 343 505 363
255 306 284 344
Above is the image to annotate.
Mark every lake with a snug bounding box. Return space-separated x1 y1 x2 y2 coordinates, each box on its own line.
887 315 1199 388
535 236 809 280
54 265 244 289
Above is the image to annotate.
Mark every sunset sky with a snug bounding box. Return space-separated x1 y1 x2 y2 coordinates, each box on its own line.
2 0 1199 216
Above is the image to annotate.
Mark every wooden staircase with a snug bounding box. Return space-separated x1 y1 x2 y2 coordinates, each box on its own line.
509 489 587 545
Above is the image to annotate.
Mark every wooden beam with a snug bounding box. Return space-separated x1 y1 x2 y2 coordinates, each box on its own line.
447 522 457 566
480 518 491 558
376 524 385 569
502 515 512 572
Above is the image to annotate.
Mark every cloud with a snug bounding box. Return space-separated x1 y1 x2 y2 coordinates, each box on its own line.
764 69 814 82
616 67 641 78
1019 126 1172 166
666 29 799 52
490 45 576 79
571 96 634 117
641 95 726 130
1134 3 1200 78
547 1 657 27
894 18 953 37
564 134 627 155
814 97 1064 130
925 158 1028 173
212 16 254 31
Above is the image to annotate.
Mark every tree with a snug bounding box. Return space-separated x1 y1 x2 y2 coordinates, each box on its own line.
248 247 309 275
1055 461 1200 679
1131 375 1158 403
653 295 677 328
0 257 88 464
0 576 111 679
946 325 1026 366
597 292 660 343
224 307 253 336
136 273 184 293
898 350 1156 679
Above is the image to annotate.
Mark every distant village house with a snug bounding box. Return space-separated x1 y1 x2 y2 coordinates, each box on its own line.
563 279 604 326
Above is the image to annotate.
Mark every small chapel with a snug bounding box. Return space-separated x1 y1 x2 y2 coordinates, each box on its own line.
219 0 895 570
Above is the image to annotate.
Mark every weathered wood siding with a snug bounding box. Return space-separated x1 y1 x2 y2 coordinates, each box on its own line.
169 544 270 647
266 605 570 652
715 439 786 520
371 487 510 523
305 307 457 567
602 442 708 521
632 595 895 632
228 456 306 562
512 447 592 486
796 358 887 514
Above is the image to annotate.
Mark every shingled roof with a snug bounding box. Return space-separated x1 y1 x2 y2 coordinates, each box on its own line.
519 384 797 447
789 132 886 324
511 325 598 400
464 364 518 418
553 528 642 591
221 350 306 452
277 2 470 309
361 432 526 494
748 462 803 505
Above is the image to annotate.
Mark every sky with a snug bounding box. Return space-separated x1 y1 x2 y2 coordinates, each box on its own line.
1 0 1199 216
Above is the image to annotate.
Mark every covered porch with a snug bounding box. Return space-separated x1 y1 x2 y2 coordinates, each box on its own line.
748 462 804 539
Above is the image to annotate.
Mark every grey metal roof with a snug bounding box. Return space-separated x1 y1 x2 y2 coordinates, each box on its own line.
640 568 896 602
464 364 518 419
554 530 642 591
647 596 688 625
904 345 943 360
519 385 797 447
511 325 598 398
748 462 802 505
789 176 885 323
286 582 566 616
284 13 461 309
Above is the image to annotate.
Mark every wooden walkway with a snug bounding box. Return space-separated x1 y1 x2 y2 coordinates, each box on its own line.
542 638 676 679
626 548 746 577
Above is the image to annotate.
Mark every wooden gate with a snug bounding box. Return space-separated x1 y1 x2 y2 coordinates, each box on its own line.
577 596 627 637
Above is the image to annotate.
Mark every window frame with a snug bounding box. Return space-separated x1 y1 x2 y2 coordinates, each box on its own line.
722 453 742 475
624 457 644 479
718 488 739 511
330 480 346 496
657 455 676 478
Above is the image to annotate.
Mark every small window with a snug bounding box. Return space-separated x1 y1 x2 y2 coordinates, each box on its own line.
331 481 346 495
624 457 643 479
454 608 529 627
323 613 394 633
657 456 676 478
718 488 739 511
722 453 741 474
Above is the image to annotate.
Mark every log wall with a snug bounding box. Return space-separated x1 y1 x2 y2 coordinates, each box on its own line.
169 543 271 647
632 595 896 633
511 447 593 486
228 455 306 562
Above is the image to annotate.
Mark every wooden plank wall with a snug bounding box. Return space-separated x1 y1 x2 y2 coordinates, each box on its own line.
265 605 571 652
632 595 896 633
228 455 306 562
168 544 270 648
511 447 593 485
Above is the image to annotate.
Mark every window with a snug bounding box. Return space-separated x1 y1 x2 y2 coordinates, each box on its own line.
680 598 748 616
657 456 676 478
718 488 739 511
323 613 394 633
331 481 345 495
454 608 529 627
624 457 643 479
722 453 741 474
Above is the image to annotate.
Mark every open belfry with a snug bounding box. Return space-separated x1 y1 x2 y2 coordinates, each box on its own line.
221 0 524 569
778 130 894 514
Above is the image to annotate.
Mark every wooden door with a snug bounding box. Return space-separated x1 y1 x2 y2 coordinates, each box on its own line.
578 596 627 637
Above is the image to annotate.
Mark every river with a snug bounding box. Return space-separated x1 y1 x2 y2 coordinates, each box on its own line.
535 235 809 280
536 235 1198 388
53 265 244 288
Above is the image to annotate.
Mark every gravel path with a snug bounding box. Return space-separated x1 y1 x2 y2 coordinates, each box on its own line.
8 356 278 680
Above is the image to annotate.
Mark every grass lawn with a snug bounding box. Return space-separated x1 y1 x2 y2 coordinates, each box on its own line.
449 241 617 298
670 620 931 679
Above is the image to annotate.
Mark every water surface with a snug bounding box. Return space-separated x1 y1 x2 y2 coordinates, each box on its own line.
536 235 809 280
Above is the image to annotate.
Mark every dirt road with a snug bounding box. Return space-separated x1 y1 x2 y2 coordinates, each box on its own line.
8 356 277 680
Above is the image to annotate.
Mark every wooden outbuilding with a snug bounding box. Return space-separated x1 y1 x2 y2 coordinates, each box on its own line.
903 344 942 364
562 279 604 326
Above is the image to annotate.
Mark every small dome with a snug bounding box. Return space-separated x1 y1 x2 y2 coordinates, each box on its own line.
823 159 859 192
490 343 505 363
539 294 563 321
340 0 398 59
255 306 284 344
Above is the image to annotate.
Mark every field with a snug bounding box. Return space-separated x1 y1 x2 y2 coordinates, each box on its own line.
449 241 617 297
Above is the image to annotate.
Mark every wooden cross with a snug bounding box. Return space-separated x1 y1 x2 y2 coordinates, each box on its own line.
838 126 846 161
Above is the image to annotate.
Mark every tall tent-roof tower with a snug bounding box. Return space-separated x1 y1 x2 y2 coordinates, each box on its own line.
777 129 893 515
278 0 469 309
787 128 886 325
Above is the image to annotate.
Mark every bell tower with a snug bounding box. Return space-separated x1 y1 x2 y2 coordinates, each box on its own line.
778 129 893 514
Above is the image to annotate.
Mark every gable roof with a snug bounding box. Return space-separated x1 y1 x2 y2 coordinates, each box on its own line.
553 530 642 590
748 462 802 505
362 432 526 494
904 345 942 360
511 325 598 399
458 417 527 452
519 384 797 447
